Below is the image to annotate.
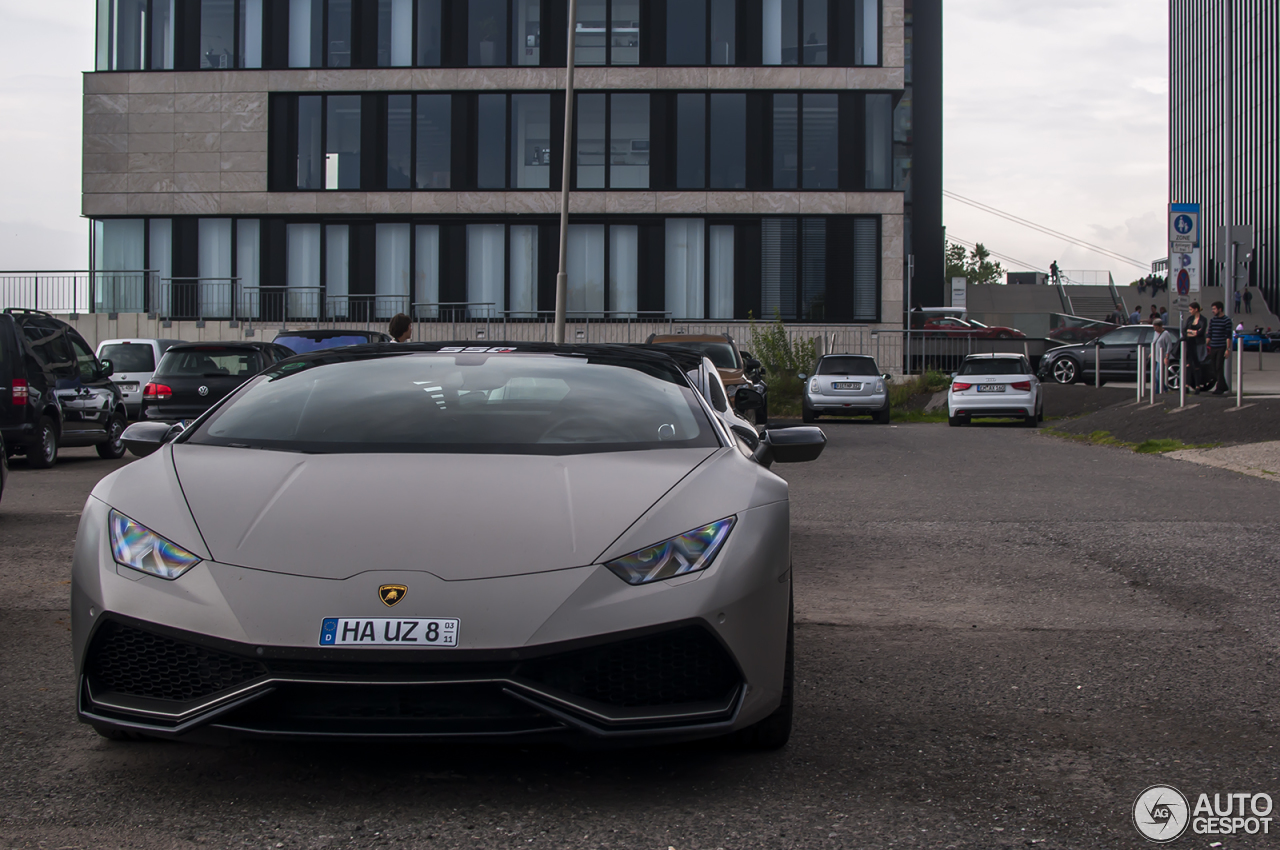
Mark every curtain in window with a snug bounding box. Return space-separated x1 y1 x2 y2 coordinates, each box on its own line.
568 225 605 315
510 225 539 316
802 93 838 189
665 219 704 320
148 219 172 316
287 223 322 317
772 94 798 189
467 224 505 316
198 218 233 318
610 225 638 317
236 219 260 318
376 223 411 319
800 218 826 320
325 224 350 316
709 225 734 319
94 219 145 313
415 225 440 317
852 219 878 321
761 218 797 320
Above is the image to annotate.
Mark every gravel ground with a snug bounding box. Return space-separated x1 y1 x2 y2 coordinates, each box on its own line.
1166 440 1280 483
2 434 1280 849
1047 391 1280 446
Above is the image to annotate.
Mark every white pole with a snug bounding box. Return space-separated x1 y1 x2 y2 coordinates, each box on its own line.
1236 334 1243 407
1136 346 1144 403
554 0 580 346
1094 343 1100 389
1179 340 1186 407
1151 340 1157 403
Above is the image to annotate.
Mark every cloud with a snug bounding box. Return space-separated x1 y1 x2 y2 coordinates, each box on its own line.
943 0 1169 282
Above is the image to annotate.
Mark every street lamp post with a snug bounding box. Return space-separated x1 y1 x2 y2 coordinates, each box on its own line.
554 0 580 346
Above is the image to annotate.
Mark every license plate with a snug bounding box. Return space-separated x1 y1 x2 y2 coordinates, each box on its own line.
117 382 139 392
977 385 1006 393
833 382 862 390
319 617 458 647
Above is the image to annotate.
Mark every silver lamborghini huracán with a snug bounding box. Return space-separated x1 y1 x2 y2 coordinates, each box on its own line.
72 343 824 747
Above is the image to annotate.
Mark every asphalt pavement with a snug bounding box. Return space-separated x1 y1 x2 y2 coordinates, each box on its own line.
2 430 1279 849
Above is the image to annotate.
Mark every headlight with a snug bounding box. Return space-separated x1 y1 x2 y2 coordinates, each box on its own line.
604 517 736 585
108 510 202 580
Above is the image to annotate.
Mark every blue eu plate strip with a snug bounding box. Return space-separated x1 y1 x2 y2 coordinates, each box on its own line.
319 617 338 645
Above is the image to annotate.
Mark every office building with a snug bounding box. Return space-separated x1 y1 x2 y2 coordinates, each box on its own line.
85 0 943 333
1170 0 1277 312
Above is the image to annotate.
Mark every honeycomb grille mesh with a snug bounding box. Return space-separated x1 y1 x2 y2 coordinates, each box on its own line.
87 621 267 702
519 627 739 707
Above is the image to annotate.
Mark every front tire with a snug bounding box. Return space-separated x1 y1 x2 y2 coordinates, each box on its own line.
733 589 793 751
1051 358 1078 385
27 417 58 469
96 413 128 459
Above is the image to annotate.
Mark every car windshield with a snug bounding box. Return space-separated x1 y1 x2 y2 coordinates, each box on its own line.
275 334 375 353
968 320 989 329
958 358 1027 376
186 352 718 455
817 357 879 376
99 343 155 372
155 348 262 378
657 341 740 370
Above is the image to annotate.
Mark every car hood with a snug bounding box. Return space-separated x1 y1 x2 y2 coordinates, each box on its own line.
168 444 717 581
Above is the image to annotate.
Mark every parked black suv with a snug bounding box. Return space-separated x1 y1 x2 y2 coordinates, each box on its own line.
141 341 293 426
0 309 128 467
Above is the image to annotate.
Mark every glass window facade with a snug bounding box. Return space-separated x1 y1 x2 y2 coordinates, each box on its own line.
97 0 881 69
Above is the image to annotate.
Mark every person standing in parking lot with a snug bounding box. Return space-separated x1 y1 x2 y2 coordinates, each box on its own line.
1129 306 1142 325
1183 302 1207 393
389 313 412 342
1206 302 1233 395
1152 319 1175 393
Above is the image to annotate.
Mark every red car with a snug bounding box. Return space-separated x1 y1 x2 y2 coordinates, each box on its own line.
921 317 1027 339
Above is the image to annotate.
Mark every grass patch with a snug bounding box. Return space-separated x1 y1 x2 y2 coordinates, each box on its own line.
891 408 951 424
1045 429 1220 454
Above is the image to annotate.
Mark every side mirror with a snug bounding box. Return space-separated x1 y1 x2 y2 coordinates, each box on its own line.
755 426 826 467
733 387 765 415
797 373 807 382
122 421 184 458
950 372 958 379
883 373 893 381
729 424 760 451
98 358 114 378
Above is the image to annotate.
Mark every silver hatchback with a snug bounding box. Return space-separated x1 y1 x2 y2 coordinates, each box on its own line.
802 355 891 424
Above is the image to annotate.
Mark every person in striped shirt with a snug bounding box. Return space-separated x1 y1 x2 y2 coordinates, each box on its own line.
1205 301 1234 395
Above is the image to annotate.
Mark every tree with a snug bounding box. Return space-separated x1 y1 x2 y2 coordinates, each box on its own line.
944 241 1006 286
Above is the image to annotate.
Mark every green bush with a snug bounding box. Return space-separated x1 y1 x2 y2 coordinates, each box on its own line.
748 316 819 417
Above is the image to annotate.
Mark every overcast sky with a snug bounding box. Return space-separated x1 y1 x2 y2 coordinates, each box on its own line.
0 0 1169 283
